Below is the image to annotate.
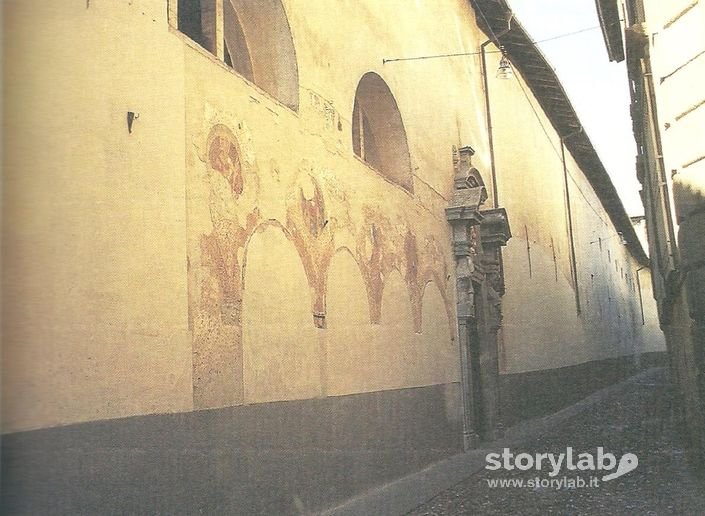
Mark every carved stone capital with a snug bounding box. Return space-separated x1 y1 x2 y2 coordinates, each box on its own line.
447 146 488 226
480 208 512 250
446 206 484 226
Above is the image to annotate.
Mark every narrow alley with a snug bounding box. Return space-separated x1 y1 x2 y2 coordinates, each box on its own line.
409 369 705 515
3 2 703 513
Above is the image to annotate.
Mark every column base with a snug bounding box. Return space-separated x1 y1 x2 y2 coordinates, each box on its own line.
463 430 480 451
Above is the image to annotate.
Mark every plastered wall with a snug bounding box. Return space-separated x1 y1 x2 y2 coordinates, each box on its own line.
183 42 460 408
2 0 664 432
643 0 705 196
2 1 193 433
485 50 666 373
181 0 490 410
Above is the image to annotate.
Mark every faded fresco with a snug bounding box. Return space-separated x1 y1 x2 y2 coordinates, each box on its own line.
189 116 457 409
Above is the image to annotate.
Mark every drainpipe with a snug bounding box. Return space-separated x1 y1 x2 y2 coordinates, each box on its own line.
635 266 646 325
480 13 513 209
640 58 678 273
561 127 583 314
479 14 513 331
625 4 678 273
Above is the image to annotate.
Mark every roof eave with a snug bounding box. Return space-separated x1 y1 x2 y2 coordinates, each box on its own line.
595 0 626 62
470 0 649 266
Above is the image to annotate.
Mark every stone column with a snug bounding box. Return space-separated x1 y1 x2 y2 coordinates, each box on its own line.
451 223 481 450
446 146 486 450
480 208 512 438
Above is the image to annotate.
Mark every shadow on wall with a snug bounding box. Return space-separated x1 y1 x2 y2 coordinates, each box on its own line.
499 352 668 426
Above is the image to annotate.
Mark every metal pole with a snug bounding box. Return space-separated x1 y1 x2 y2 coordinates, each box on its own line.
636 266 646 325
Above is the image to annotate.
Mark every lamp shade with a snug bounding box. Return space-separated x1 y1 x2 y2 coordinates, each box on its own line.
496 55 513 79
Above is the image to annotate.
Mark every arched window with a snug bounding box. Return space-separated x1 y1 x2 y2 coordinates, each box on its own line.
352 72 413 191
175 0 299 111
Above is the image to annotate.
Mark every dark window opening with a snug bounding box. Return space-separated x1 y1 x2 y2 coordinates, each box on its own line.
173 0 299 111
352 100 381 172
178 0 204 48
352 72 413 191
223 2 254 82
224 40 233 67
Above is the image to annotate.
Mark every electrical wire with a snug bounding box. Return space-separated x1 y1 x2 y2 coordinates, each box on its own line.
383 22 613 64
382 10 628 231
533 23 606 44
512 73 613 227
383 50 496 64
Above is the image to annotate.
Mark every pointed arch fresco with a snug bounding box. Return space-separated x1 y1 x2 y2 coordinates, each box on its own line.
241 224 320 403
420 279 460 384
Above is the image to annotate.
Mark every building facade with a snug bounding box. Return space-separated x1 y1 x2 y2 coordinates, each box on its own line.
596 0 705 469
3 0 665 512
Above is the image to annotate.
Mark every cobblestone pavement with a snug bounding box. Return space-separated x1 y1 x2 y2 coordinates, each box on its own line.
409 370 705 515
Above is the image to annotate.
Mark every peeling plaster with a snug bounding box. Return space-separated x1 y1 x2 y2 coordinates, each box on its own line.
191 122 455 408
